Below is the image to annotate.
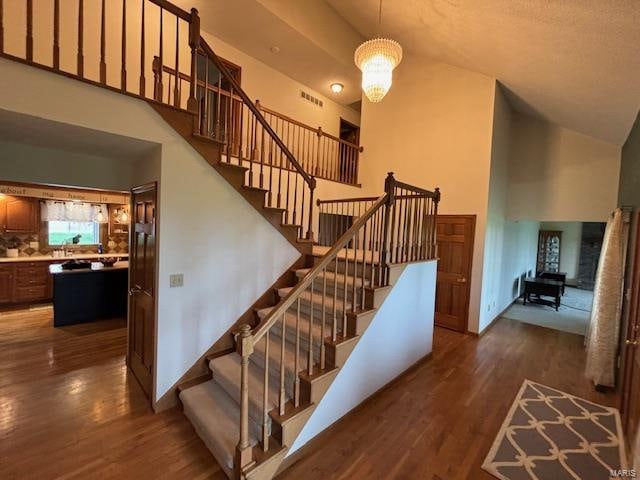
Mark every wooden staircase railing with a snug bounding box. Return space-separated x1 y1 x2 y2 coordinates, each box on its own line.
256 103 363 186
233 172 440 476
154 61 363 187
197 38 317 240
0 0 200 113
0 0 320 241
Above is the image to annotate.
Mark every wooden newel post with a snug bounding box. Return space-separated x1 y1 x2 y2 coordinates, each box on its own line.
432 187 440 258
187 8 200 113
307 179 316 241
380 172 395 286
235 324 255 477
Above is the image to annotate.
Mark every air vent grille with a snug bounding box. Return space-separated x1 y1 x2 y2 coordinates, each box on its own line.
300 90 324 108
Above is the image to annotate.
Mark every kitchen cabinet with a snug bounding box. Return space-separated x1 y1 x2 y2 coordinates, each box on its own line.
0 266 14 303
3 196 39 234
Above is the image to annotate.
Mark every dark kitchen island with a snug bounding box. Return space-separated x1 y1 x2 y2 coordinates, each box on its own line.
49 262 128 327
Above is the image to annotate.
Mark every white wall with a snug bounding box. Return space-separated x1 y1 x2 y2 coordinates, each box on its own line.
0 58 300 403
289 260 437 454
539 221 583 283
507 113 621 222
0 139 136 191
358 53 496 333
479 85 511 331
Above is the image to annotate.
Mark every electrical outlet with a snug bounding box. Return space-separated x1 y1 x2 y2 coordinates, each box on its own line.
170 274 184 288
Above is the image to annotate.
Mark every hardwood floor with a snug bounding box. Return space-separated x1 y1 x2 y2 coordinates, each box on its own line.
279 318 618 480
0 307 618 479
0 305 225 480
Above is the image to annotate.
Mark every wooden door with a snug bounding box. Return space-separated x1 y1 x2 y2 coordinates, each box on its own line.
621 212 640 452
128 184 157 400
435 215 475 332
4 197 38 233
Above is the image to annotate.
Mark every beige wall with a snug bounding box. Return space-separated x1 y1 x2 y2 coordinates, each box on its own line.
507 114 621 221
358 53 496 333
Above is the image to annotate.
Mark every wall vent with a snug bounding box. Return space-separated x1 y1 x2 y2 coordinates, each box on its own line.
300 90 324 108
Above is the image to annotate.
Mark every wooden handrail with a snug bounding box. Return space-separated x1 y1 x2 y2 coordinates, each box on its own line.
317 196 379 205
258 103 363 152
252 194 387 343
148 0 192 21
393 179 440 199
199 38 316 189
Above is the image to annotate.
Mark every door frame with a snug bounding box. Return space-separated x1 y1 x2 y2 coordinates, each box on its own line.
126 182 159 407
620 210 640 434
435 214 476 334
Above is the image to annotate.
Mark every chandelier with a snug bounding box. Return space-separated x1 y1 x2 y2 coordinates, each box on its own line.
354 1 402 103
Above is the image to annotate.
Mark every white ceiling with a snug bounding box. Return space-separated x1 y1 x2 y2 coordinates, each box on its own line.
173 0 364 104
326 0 640 145
0 109 158 159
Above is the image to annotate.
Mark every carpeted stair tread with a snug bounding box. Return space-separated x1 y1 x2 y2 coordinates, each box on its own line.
210 353 287 430
295 268 370 289
180 380 260 477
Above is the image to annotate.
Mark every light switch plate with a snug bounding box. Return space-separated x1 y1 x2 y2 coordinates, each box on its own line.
170 274 184 288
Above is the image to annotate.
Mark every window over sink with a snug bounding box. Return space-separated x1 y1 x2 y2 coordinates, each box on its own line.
47 221 100 246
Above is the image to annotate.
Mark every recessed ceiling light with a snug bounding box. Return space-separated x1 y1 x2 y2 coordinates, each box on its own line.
330 82 344 94
270 46 280 54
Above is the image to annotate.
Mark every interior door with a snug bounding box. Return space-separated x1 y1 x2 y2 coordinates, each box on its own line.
621 211 640 451
128 183 157 400
435 215 475 332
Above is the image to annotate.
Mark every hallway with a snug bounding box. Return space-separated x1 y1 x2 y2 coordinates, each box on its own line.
0 307 616 479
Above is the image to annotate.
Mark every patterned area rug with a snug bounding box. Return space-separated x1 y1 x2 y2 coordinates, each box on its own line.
482 380 627 480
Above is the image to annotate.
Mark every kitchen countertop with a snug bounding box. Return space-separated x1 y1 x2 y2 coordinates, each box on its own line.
49 261 129 275
0 253 129 264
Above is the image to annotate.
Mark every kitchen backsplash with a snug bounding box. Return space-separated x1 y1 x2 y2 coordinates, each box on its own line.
0 233 129 257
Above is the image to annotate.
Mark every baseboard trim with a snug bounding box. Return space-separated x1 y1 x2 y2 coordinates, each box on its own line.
276 351 434 476
469 299 516 337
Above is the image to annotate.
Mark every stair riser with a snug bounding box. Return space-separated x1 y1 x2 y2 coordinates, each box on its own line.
285 297 360 320
298 276 368 302
318 258 379 282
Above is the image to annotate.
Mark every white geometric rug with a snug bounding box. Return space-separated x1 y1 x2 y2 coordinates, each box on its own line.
482 380 627 480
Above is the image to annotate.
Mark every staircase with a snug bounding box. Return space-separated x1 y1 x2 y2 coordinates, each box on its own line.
0 1 441 478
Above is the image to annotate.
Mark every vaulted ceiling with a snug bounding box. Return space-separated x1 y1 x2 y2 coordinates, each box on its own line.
178 0 640 146
326 0 640 145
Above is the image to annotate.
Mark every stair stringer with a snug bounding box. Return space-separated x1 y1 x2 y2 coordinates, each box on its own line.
246 259 438 479
149 103 312 256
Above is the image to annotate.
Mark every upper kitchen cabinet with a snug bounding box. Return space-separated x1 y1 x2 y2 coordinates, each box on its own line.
1 196 39 234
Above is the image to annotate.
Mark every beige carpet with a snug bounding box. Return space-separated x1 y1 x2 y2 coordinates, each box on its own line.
482 380 626 480
504 287 593 336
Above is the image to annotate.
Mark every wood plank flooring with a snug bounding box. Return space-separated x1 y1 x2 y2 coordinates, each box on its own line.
0 306 225 480
0 307 617 479
279 319 618 480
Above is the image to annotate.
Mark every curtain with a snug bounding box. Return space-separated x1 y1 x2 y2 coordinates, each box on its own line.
585 209 624 387
40 201 108 224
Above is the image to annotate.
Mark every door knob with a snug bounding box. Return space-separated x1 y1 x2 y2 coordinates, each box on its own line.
456 278 467 283
626 339 639 346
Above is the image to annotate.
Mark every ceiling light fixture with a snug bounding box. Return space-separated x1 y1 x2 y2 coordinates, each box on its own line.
330 82 344 94
354 0 402 103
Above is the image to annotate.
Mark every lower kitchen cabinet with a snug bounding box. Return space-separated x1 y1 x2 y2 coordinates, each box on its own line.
0 261 61 305
0 266 14 303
